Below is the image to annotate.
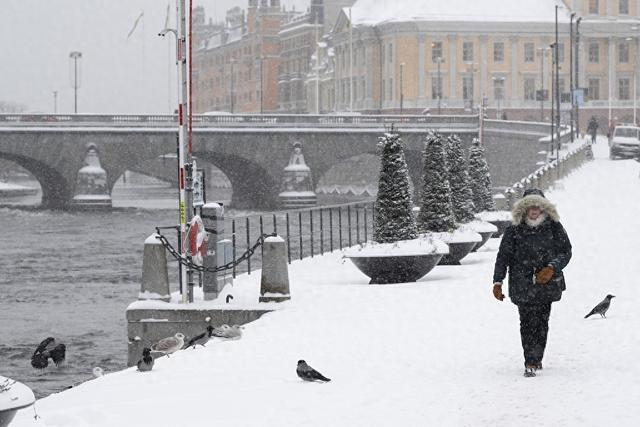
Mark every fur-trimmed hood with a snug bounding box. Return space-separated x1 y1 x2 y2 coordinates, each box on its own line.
511 194 560 225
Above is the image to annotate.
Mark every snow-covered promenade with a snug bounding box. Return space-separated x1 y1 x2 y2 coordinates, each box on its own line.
12 139 640 427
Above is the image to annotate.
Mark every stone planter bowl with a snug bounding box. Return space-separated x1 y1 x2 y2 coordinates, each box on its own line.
471 230 495 252
438 241 478 265
347 253 444 284
487 219 511 238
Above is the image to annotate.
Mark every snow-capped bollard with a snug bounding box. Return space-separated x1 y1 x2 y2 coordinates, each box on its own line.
140 234 170 302
259 235 290 303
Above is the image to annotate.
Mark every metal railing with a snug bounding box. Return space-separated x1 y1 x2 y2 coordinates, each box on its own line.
222 200 376 277
0 113 479 129
495 141 591 211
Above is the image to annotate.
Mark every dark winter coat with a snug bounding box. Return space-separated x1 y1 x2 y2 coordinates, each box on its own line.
493 195 572 305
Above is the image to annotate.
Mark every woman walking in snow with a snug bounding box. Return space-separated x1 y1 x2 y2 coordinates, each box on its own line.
492 188 572 377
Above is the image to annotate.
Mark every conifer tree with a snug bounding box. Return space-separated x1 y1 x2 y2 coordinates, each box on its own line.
446 134 476 223
417 131 456 232
468 138 496 212
373 128 418 243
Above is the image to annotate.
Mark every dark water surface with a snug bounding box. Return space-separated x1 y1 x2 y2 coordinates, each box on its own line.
0 180 232 398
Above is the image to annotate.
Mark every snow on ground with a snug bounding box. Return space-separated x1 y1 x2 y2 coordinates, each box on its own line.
12 137 640 427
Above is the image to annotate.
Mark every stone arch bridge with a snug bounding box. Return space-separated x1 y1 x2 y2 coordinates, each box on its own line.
0 114 554 209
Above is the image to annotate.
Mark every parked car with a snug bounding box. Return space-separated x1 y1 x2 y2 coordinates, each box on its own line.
609 125 640 159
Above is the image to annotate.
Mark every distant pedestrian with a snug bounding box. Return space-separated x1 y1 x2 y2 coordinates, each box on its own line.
492 188 572 377
587 116 599 144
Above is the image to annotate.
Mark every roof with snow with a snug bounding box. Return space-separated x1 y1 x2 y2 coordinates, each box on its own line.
345 0 572 26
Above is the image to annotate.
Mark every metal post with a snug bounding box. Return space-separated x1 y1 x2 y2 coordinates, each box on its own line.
260 57 264 114
363 204 368 242
349 7 353 112
298 211 303 260
232 219 237 278
245 217 251 274
575 18 581 135
231 59 235 114
555 6 561 167
400 62 405 114
272 213 277 234
570 13 575 142
550 43 555 159
310 210 314 257
437 58 442 114
347 205 352 247
52 91 58 114
286 213 291 263
329 207 334 252
69 51 82 114
319 208 324 254
338 207 343 250
540 49 545 122
356 206 361 243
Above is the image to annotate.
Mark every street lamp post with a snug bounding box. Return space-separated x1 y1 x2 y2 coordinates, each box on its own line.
554 5 561 163
570 12 575 142
400 62 405 114
260 56 264 114
69 51 82 114
52 91 58 114
435 56 442 114
230 59 236 114
575 17 582 136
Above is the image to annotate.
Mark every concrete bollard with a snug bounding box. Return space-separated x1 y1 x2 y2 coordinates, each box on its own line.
201 202 225 301
140 234 170 302
259 235 291 303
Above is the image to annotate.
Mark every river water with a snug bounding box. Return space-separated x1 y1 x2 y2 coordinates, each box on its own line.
0 178 233 398
0 176 369 398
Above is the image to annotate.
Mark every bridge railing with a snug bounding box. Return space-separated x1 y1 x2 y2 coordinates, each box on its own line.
0 113 479 129
222 200 375 277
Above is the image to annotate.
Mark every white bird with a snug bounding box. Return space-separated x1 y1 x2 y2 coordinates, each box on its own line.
92 367 104 378
151 333 185 357
211 324 243 340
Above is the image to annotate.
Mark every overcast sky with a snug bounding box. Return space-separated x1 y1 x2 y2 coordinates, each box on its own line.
1 0 308 115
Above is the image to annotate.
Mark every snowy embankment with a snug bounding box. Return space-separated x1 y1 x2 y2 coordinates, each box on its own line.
12 138 640 427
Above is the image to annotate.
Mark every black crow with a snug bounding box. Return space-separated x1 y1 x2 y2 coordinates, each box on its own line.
296 360 331 382
585 294 616 318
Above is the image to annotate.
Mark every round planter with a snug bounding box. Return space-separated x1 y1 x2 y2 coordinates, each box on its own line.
487 219 511 238
471 230 495 252
347 253 444 284
438 241 478 265
0 376 35 427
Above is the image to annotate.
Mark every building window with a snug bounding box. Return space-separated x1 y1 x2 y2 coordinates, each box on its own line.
524 78 536 101
588 78 600 100
493 42 504 62
589 0 599 14
463 42 474 62
619 42 630 63
432 41 443 63
620 0 629 14
462 75 473 100
589 42 599 63
524 43 535 62
619 78 631 100
432 75 443 100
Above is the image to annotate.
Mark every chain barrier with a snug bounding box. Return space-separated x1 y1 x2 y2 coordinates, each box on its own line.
154 227 276 273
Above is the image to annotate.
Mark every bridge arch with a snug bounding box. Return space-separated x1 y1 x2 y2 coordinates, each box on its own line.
0 152 71 209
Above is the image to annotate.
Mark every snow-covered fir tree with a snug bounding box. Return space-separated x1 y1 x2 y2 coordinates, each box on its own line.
468 137 496 212
373 128 418 243
417 131 456 232
446 134 476 223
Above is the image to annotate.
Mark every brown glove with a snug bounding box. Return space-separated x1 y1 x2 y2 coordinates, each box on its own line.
535 266 555 285
493 283 505 301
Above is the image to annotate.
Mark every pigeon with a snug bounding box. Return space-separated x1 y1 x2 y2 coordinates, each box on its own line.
211 324 243 340
585 294 616 318
296 360 331 382
185 326 214 349
92 367 104 378
137 348 154 372
150 333 185 357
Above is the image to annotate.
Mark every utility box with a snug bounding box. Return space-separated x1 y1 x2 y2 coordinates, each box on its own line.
201 202 226 300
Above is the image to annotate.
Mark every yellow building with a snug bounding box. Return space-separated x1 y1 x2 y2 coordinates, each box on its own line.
328 0 640 126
